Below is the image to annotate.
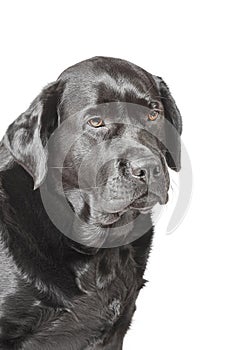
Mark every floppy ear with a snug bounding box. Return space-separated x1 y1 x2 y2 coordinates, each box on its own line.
3 80 64 189
153 76 182 171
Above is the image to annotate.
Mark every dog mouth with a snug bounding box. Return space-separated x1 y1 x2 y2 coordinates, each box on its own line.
65 180 168 226
130 192 161 208
129 189 168 209
100 192 164 225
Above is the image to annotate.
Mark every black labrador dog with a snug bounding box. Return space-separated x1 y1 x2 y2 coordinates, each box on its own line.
0 57 182 349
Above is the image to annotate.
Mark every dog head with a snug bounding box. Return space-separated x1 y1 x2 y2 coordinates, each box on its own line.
3 57 182 240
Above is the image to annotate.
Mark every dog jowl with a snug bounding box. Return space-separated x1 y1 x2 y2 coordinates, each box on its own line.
0 57 182 349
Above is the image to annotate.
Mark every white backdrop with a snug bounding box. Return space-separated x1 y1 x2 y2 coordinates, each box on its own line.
0 1 232 349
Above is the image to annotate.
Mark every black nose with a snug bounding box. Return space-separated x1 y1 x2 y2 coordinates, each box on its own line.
129 157 161 181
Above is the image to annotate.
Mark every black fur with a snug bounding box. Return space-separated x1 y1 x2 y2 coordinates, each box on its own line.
0 57 182 349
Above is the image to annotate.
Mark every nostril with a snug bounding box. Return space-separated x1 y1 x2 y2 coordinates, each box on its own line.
131 167 147 178
153 164 161 176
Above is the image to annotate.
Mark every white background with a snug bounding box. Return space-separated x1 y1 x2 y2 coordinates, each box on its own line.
0 1 232 349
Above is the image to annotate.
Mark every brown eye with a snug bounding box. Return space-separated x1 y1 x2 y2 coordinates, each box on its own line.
147 110 160 121
88 117 105 128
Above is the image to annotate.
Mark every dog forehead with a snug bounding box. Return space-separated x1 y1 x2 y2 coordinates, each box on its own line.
58 57 160 120
58 56 152 84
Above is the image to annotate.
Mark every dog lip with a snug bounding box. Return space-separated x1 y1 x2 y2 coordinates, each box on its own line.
129 205 153 214
129 205 153 210
129 193 159 207
101 212 121 225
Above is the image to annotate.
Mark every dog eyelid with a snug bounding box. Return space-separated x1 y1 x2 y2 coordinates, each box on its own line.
88 117 105 128
150 100 163 110
147 110 160 121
